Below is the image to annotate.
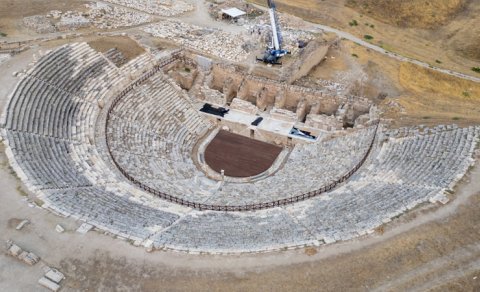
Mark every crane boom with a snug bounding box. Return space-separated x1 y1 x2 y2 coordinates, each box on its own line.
267 0 281 50
256 0 290 65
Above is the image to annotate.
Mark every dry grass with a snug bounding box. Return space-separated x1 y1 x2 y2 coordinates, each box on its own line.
392 63 480 126
0 0 86 35
345 0 468 28
88 36 145 62
304 247 318 256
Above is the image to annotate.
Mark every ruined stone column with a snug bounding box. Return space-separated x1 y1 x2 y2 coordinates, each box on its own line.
236 78 249 100
296 99 308 122
223 77 237 104
274 89 286 108
309 101 321 115
256 87 269 111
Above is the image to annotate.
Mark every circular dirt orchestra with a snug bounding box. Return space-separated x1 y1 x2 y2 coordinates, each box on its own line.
204 130 283 178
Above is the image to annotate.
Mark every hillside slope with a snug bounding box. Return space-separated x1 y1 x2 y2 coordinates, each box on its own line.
345 0 468 28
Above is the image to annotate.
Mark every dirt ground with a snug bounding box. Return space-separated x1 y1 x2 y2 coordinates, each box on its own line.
0 0 87 38
88 36 145 62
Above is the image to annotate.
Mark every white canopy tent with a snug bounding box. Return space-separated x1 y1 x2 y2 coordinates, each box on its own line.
221 7 246 19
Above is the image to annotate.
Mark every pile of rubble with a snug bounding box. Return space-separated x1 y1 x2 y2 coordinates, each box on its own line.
0 54 10 65
103 0 194 16
39 268 65 292
23 15 57 34
144 20 248 62
247 23 316 55
6 238 66 291
23 3 153 33
85 2 153 29
5 240 40 266
55 13 90 31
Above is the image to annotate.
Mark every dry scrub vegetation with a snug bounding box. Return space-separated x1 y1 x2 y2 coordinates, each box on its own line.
394 63 480 126
345 0 468 28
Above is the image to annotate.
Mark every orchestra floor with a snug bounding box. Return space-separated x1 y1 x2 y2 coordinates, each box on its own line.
204 130 283 178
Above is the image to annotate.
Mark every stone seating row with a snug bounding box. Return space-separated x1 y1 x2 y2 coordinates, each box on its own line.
41 185 179 241
153 208 315 252
5 131 91 189
358 127 478 188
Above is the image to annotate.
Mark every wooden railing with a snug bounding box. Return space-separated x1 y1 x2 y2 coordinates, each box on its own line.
105 52 380 212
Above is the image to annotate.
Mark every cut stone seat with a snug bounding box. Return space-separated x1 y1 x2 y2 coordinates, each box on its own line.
6 131 92 189
360 127 477 188
153 209 316 252
34 44 91 85
42 186 179 241
2 41 479 253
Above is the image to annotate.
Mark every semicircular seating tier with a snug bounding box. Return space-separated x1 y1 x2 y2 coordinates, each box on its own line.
1 43 479 253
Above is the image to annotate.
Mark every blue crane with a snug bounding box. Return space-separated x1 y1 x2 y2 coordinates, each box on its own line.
257 0 290 65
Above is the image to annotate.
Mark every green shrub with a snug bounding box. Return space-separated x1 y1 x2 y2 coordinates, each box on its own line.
0 32 6 37
351 53 359 58
364 34 374 40
472 67 480 73
349 20 359 26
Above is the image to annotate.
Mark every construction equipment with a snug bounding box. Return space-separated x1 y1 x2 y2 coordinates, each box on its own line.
257 0 290 65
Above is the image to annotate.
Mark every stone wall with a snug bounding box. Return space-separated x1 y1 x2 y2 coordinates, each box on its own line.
209 63 361 116
170 56 374 132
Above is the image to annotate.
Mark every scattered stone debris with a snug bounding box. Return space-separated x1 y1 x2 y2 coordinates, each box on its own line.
45 268 65 284
38 277 60 292
6 240 40 266
144 239 154 252
23 15 56 34
23 2 153 33
76 223 93 234
0 54 11 66
85 2 153 29
56 13 90 31
144 20 248 62
15 219 30 230
55 224 65 233
103 0 193 16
